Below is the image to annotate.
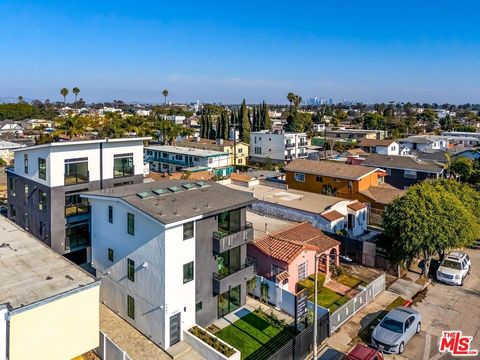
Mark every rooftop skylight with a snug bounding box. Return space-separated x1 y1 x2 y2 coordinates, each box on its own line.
136 191 153 199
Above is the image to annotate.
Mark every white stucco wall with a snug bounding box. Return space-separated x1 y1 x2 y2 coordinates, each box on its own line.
87 195 199 349
250 132 307 161
13 139 145 187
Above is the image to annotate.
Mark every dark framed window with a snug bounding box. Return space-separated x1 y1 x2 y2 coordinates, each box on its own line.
64 158 89 185
38 190 47 211
218 208 241 234
38 158 46 180
65 190 89 217
196 302 203 312
316 176 323 182
108 206 113 223
9 205 16 221
183 221 194 240
39 221 43 236
24 184 28 200
127 258 135 282
127 295 135 319
127 213 135 235
183 261 194 284
114 153 134 178
108 248 114 262
9 177 16 196
24 154 28 174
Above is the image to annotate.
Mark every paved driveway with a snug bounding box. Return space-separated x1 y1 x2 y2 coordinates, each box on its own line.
390 249 480 360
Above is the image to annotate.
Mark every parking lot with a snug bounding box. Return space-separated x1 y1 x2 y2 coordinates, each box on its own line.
392 249 480 360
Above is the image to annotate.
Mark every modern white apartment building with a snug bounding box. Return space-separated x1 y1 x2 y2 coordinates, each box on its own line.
249 130 308 163
144 145 231 175
7 137 149 265
82 180 254 350
398 135 448 152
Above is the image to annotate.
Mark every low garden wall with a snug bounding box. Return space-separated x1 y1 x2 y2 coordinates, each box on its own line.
184 325 241 360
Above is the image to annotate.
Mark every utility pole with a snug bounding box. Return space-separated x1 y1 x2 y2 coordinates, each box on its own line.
313 253 320 358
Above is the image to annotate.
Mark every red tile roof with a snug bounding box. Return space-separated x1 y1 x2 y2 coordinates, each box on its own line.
347 201 367 211
250 221 340 264
321 210 344 222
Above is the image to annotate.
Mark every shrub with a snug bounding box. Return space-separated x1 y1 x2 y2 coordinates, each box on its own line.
189 326 235 357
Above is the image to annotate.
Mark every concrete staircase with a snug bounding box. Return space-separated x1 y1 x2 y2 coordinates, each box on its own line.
166 341 203 360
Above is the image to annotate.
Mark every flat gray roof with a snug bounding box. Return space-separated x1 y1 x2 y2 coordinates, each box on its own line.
0 217 96 310
145 145 227 157
224 183 345 214
83 180 254 224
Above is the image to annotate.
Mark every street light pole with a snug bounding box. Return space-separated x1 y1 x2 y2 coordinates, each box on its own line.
313 252 352 359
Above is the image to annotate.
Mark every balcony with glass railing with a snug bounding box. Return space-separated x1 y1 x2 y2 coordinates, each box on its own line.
213 221 253 254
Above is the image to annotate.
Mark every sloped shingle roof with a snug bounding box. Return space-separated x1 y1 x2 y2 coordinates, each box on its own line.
362 153 445 173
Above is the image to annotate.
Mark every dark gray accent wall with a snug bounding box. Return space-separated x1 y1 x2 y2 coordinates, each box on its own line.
195 207 250 327
6 170 143 257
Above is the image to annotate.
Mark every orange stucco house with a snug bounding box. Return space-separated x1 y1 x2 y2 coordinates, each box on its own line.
285 159 403 210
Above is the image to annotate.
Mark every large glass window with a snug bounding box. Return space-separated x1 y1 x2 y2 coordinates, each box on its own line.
218 285 241 318
216 247 241 278
65 220 90 251
114 153 134 178
65 190 89 217
38 158 46 180
127 258 135 282
127 295 135 319
127 213 135 235
9 177 16 196
38 190 47 211
183 261 194 283
64 158 89 185
294 173 305 182
218 208 241 235
108 248 114 262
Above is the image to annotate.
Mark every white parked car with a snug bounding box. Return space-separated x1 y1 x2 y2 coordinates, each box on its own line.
436 252 471 286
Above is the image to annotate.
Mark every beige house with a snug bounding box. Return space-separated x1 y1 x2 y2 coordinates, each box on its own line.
0 216 100 360
21 119 55 130
177 137 249 166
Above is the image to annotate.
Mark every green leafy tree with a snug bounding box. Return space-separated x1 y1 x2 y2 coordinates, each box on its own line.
363 113 385 130
56 115 86 139
383 180 480 276
60 88 69 105
450 157 473 181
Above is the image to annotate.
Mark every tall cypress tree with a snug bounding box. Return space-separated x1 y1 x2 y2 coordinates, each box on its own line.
242 100 251 144
262 100 271 130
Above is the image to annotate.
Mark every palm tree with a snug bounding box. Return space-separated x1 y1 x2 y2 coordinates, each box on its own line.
60 88 69 105
287 92 295 108
293 95 302 108
72 87 80 106
18 96 24 103
162 89 169 109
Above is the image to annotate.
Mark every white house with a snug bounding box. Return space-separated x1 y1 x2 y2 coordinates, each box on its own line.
0 140 25 164
144 145 231 174
82 180 254 350
358 139 400 155
249 130 308 163
0 120 23 135
398 135 448 152
7 137 149 265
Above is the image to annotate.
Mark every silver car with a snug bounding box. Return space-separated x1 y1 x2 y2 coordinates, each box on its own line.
371 306 421 354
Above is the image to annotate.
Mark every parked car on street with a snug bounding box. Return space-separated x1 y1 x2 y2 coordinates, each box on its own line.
436 252 471 286
371 306 421 354
344 343 383 359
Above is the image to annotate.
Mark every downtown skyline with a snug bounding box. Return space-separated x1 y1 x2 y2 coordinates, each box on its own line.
1 0 480 104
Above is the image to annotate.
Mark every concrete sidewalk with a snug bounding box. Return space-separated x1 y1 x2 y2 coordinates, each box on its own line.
325 289 400 353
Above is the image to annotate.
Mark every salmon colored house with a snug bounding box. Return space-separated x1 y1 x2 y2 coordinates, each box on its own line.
247 222 340 293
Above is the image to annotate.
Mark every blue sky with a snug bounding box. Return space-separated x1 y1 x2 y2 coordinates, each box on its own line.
1 0 479 104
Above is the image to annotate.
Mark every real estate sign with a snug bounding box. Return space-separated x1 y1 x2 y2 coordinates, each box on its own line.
295 289 308 322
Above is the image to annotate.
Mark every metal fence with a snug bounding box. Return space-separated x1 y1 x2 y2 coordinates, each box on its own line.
330 273 386 333
96 331 132 360
262 312 330 360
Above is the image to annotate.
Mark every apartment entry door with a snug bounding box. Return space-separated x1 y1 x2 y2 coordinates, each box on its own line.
170 312 181 347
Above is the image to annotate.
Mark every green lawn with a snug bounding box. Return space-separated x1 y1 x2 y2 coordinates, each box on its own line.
215 311 295 360
309 287 350 312
334 274 368 289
